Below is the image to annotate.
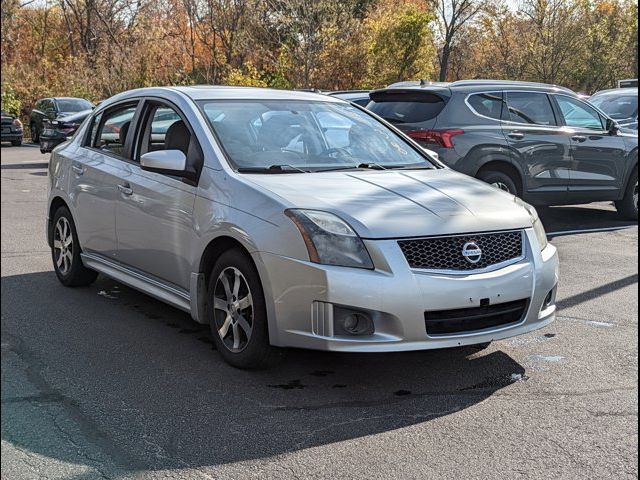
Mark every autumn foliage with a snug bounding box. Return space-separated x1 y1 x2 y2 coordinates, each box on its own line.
0 0 637 118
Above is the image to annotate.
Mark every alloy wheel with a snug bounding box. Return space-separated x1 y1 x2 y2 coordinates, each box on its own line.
213 267 254 353
53 217 73 275
491 181 512 193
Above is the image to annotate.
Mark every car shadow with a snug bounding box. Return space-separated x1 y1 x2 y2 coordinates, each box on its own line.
2 271 527 475
539 203 637 236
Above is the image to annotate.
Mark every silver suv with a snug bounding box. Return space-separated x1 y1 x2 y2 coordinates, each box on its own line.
47 86 559 368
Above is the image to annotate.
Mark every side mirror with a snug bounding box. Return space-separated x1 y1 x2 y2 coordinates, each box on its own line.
422 147 439 161
140 150 187 175
605 118 620 135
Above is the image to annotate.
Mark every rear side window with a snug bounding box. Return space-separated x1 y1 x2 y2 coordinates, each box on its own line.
92 105 137 157
467 92 504 120
368 92 446 124
505 92 557 126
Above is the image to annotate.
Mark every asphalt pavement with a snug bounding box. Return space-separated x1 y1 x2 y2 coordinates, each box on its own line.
1 145 638 479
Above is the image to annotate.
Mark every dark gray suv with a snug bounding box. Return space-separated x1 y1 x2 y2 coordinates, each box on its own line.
368 80 639 219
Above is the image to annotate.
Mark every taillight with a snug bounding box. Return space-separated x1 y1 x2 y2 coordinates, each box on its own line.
408 129 464 148
12 118 22 128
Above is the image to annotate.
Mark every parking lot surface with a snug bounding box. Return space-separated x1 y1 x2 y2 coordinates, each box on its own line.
2 145 638 480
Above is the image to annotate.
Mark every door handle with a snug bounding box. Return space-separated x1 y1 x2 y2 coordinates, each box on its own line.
71 164 84 175
508 131 525 140
571 135 587 143
117 183 133 196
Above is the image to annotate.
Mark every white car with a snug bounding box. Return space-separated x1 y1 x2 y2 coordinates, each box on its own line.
46 86 559 368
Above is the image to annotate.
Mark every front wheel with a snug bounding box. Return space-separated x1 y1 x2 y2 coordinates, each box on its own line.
11 139 22 147
51 207 98 287
206 249 282 369
31 123 39 143
615 169 638 220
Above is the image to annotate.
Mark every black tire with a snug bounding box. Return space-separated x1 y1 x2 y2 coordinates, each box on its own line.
50 207 98 287
615 168 638 220
31 123 39 143
11 138 22 147
478 169 521 197
206 249 282 369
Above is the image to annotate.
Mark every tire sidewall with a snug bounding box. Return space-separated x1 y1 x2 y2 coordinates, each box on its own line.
206 249 272 369
479 171 519 197
51 207 84 286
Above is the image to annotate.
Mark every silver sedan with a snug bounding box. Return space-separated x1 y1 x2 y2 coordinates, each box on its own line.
46 86 559 368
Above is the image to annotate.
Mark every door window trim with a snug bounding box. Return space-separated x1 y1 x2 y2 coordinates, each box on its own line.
464 91 506 122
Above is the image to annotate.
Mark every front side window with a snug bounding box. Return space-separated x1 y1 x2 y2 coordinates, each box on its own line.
199 100 435 172
138 106 185 155
505 92 557 126
467 92 504 120
93 105 137 157
556 96 604 130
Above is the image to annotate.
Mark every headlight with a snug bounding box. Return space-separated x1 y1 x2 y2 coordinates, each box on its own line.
516 199 548 251
285 209 374 269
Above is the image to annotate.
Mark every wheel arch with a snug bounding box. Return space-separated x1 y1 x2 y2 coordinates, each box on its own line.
476 160 524 197
47 196 71 247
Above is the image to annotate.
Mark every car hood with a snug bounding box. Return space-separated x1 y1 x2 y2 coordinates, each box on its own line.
244 169 533 239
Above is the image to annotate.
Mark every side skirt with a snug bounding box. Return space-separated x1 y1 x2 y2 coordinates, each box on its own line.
80 252 193 315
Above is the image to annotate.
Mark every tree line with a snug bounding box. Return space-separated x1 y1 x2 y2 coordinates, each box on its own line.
1 0 638 117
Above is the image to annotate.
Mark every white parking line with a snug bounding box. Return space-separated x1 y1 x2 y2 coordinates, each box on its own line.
548 225 638 237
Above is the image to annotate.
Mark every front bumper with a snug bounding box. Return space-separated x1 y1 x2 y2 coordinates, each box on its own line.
255 228 559 352
1 131 23 142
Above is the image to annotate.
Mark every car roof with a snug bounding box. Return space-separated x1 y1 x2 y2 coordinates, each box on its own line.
378 79 576 95
328 91 371 100
98 86 346 108
591 87 638 97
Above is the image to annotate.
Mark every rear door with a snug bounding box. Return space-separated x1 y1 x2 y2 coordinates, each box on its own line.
70 101 140 257
552 94 627 202
502 91 572 203
113 100 201 290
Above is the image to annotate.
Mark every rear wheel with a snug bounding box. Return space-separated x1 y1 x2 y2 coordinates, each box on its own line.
206 249 281 369
31 123 39 143
51 207 98 287
478 169 520 197
615 168 638 220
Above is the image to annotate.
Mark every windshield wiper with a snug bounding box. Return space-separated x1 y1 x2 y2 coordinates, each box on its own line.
237 164 310 174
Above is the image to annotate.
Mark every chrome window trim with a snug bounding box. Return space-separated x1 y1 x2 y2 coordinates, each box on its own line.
465 90 564 128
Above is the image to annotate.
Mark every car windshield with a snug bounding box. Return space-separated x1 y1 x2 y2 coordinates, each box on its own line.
56 98 93 113
198 100 434 172
590 94 638 121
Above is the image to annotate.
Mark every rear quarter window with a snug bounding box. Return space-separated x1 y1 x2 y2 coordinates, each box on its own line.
467 92 504 120
368 92 446 124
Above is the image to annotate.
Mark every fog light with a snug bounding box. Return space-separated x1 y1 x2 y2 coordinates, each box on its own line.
337 312 374 336
543 287 556 308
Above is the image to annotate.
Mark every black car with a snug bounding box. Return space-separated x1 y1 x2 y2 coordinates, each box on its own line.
39 109 92 153
368 80 639 219
1 110 23 146
589 88 638 131
30 97 93 143
327 90 371 107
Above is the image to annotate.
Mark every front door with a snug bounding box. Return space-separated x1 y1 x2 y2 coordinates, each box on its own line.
553 94 627 202
502 91 572 204
114 101 199 290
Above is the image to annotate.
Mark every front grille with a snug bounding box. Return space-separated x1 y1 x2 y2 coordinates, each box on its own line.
425 299 529 336
398 231 523 271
